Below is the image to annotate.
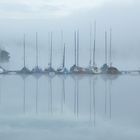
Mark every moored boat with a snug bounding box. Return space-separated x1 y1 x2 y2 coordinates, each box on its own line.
31 32 43 74
18 34 31 74
70 30 86 74
44 32 55 75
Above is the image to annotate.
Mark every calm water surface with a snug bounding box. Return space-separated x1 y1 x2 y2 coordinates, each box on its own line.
0 74 140 140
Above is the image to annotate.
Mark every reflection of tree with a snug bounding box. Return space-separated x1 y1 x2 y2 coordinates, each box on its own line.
0 49 10 63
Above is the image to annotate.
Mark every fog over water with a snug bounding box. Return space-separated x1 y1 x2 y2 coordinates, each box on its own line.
0 74 140 140
0 0 140 140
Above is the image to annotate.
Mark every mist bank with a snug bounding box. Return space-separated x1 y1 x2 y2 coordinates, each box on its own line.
0 2 140 70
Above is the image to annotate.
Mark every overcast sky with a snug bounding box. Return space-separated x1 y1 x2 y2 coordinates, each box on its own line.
0 0 140 70
0 0 137 19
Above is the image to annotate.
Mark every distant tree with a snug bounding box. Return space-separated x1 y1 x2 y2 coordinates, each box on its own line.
0 49 10 63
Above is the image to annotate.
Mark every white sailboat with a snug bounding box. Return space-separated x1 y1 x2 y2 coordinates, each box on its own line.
88 21 100 74
101 30 109 73
44 32 55 75
70 30 86 74
32 32 43 73
107 28 120 74
18 34 31 74
57 43 69 74
57 31 68 74
85 24 93 74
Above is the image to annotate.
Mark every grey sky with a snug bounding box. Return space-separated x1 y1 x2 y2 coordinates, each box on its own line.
0 0 140 70
0 0 138 19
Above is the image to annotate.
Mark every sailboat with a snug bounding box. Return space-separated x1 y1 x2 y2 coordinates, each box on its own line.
101 31 109 73
32 32 43 73
70 30 86 74
106 28 120 74
57 43 69 74
44 32 55 75
86 22 100 74
85 24 93 74
18 34 31 74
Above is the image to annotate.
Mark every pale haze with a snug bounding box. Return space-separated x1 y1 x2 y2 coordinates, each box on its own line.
0 1 140 140
0 0 140 70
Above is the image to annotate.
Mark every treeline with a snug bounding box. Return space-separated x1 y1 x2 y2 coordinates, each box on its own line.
0 49 10 63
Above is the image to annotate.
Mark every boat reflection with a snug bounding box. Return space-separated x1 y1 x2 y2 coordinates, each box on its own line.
0 74 118 127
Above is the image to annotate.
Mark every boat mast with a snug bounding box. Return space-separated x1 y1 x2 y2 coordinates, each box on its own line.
89 24 92 67
93 21 96 67
62 43 66 68
77 30 79 67
105 31 107 64
74 31 77 66
50 32 53 68
61 30 63 66
36 32 38 68
23 34 26 68
109 28 112 67
61 30 63 48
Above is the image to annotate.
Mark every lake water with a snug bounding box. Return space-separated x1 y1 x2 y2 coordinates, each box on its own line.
0 74 140 140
